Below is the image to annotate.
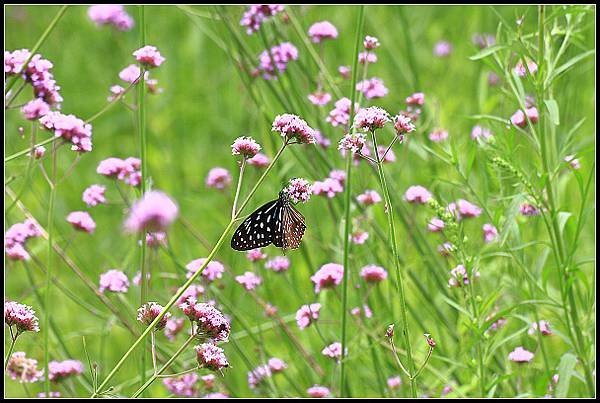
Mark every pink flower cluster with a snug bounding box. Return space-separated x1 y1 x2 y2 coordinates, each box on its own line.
358 51 377 65
186 258 225 282
88 5 134 31
514 60 538 77
258 42 298 80
5 300 40 333
99 269 129 293
364 35 380 50
247 153 270 168
39 112 93 152
351 304 372 318
472 33 496 49
434 40 452 57
360 265 388 283
327 97 360 127
351 230 369 244
163 373 198 397
338 132 366 155
195 343 229 371
353 106 390 131
5 49 63 107
471 125 493 141
308 21 338 43
5 218 42 261
308 91 332 106
448 264 480 288
21 98 50 120
231 136 261 158
483 223 498 243
322 342 343 360
235 271 262 290
240 4 284 34
511 107 539 128
296 303 321 330
520 202 540 216
181 302 230 342
528 320 552 336
312 177 343 198
311 263 344 293
393 113 416 136
145 231 167 248
265 256 290 272
82 184 107 207
6 352 44 383
307 385 330 398
357 189 382 205
404 185 431 204
206 167 232 190
137 302 171 331
508 346 534 363
448 199 482 219
564 155 581 170
133 45 165 68
164 317 186 341
429 128 448 142
96 157 142 187
176 284 205 308
248 364 272 389
285 178 313 203
387 376 402 389
428 217 445 232
246 248 266 262
356 77 388 99
338 65 351 79
272 113 316 144
66 211 96 233
124 191 179 233
48 359 84 382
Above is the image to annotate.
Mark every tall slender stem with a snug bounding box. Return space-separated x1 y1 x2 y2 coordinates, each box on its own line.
4 333 17 370
232 158 246 219
340 5 364 398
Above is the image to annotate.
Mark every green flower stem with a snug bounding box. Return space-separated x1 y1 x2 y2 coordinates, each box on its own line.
339 5 364 398
371 130 417 397
4 331 17 370
231 158 246 219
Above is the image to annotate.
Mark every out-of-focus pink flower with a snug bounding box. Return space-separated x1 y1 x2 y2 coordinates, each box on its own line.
307 385 330 398
322 342 343 360
471 125 493 141
132 271 151 287
258 42 298 79
164 317 186 341
406 92 425 106
4 48 31 75
308 91 332 106
520 202 540 216
163 373 198 397
240 4 284 35
272 113 316 144
353 106 390 131
448 264 479 288
186 258 225 282
99 269 129 293
5 50 63 106
404 186 432 204
296 303 321 330
265 256 290 272
508 346 534 363
66 211 96 233
21 98 50 120
338 65 351 79
358 51 377 64
313 130 331 148
329 169 346 185
38 392 61 398
247 153 270 168
528 320 552 336
472 33 496 49
363 35 380 50
488 72 500 86
428 217 445 232
285 178 312 203
107 84 125 101
235 271 262 290
483 223 498 243
39 111 93 152
206 167 232 190
510 107 538 128
393 113 416 136
312 178 343 198
6 352 43 383
31 146 46 159
338 132 366 155
438 242 454 257
195 343 229 371
357 189 382 205
387 376 402 389
429 128 448 142
48 359 84 382
176 284 205 308
360 265 388 283
514 60 538 77
564 155 581 170
327 97 360 127
145 232 166 248
181 303 230 342
5 218 43 261
231 136 261 158
356 77 388 99
133 45 165 68
351 231 369 244
82 184 106 207
246 248 266 262
248 364 272 389
88 5 134 31
311 263 344 293
434 40 452 57
118 64 146 83
268 357 287 373
308 21 338 43
4 301 40 333
137 302 171 331
201 374 216 390
455 199 482 218
124 191 178 233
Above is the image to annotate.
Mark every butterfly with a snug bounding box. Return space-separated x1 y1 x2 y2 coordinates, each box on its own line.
231 190 306 251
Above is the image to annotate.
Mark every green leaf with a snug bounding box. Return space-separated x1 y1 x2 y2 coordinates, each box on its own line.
557 211 572 237
544 99 560 125
556 353 577 397
550 49 595 82
469 45 506 60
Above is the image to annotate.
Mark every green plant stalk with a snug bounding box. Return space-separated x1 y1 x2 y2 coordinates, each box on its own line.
91 141 289 397
4 5 68 96
339 5 364 398
371 131 417 397
4 331 17 370
131 334 195 398
6 122 38 214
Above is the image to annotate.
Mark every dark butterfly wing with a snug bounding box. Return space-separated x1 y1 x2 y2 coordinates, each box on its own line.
271 202 285 248
231 199 281 251
282 203 306 250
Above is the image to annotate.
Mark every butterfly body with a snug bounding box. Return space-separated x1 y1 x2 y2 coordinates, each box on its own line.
231 191 306 251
